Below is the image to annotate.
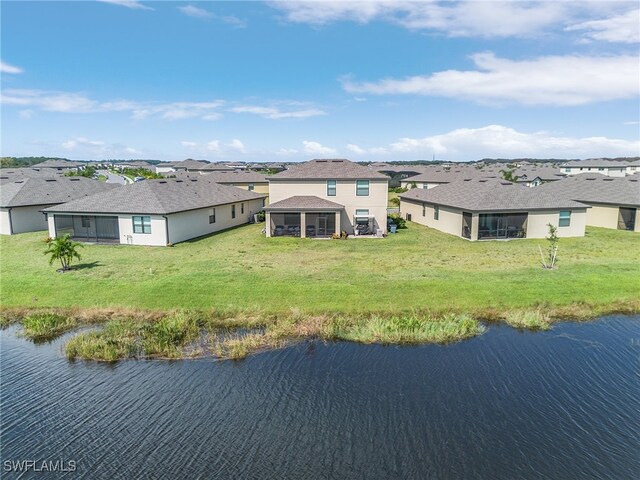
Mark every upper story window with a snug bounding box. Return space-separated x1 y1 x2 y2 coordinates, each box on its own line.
327 180 336 196
422 183 428 189
564 168 571 173
248 183 254 191
133 216 151 234
559 210 571 227
356 180 369 196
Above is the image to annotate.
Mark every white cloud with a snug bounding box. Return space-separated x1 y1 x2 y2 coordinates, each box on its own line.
99 0 153 11
302 140 336 155
624 121 640 125
178 5 213 19
1 89 225 120
62 137 105 150
1 61 23 74
181 141 198 148
231 105 326 119
346 143 366 155
386 125 640 159
275 148 299 155
227 139 246 153
269 1 573 38
566 8 640 43
342 52 640 106
19 109 33 119
206 140 221 152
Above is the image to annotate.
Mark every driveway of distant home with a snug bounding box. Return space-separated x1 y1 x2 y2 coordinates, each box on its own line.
98 170 127 185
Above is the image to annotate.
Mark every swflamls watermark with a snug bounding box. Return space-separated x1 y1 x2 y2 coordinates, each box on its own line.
3 459 77 473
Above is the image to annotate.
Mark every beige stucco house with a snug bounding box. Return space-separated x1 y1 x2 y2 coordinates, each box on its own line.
43 177 266 246
561 159 628 177
173 171 270 195
536 175 639 232
400 179 588 241
0 176 117 235
265 159 389 237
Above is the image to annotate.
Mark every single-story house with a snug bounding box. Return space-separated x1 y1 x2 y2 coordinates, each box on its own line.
535 175 639 232
32 159 85 171
43 177 267 246
266 159 389 238
1 177 117 235
171 159 235 173
400 179 588 241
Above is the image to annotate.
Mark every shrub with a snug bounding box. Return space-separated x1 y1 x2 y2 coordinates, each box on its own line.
387 214 406 229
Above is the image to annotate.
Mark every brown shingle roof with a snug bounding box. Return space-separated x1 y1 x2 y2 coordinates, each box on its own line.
264 196 344 211
271 159 388 180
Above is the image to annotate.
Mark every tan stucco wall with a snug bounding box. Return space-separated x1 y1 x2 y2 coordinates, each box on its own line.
0 205 52 235
221 182 269 195
269 179 388 233
527 209 587 238
400 199 464 237
167 199 264 244
636 209 640 233
586 204 620 229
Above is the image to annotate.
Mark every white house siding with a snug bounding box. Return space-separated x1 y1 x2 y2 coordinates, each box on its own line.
564 167 627 177
527 209 587 238
167 198 264 244
269 179 388 234
0 209 12 235
118 215 167 246
0 205 53 235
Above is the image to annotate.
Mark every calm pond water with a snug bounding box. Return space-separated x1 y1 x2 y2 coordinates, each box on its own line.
1 316 639 479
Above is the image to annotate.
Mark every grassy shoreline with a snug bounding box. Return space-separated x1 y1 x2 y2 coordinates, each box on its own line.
2 301 638 361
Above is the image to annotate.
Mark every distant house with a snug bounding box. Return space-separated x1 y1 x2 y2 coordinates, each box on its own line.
32 159 85 172
561 159 628 177
625 159 640 176
115 161 155 171
0 177 117 235
179 171 270 195
265 159 389 237
43 177 266 246
155 162 176 174
172 159 235 173
536 175 639 232
400 179 588 240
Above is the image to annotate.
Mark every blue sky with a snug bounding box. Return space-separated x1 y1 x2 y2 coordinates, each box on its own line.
1 0 639 162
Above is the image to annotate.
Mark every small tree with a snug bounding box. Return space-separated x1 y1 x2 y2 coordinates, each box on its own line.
539 223 559 269
44 235 83 271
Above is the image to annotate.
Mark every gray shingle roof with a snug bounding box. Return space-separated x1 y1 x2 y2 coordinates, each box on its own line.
1 177 118 208
535 175 640 207
563 159 629 168
264 196 344 211
202 171 269 183
0 168 64 181
271 159 388 180
33 159 85 168
43 178 266 215
172 159 235 171
400 179 588 212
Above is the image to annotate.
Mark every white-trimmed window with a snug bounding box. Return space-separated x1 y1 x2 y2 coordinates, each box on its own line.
559 210 571 227
209 208 216 224
248 183 255 191
133 216 151 234
327 180 337 196
422 183 428 189
355 209 369 225
356 180 369 196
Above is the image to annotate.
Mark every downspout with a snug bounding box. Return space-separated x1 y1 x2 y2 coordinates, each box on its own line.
7 207 13 235
162 215 170 245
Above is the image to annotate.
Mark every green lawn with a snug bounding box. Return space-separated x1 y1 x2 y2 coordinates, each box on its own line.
1 224 639 315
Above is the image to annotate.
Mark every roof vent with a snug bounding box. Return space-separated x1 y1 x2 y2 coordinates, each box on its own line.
603 178 614 181
159 181 167 184
316 160 328 163
69 178 80 181
586 178 595 180
190 179 198 182
331 160 344 163
45 179 57 182
500 182 512 186
176 180 183 183
463 179 471 182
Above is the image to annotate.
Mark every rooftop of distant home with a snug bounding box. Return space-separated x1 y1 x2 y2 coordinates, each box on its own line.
1 177 117 208
400 178 588 212
537 174 640 208
562 159 631 168
43 177 266 215
270 159 389 180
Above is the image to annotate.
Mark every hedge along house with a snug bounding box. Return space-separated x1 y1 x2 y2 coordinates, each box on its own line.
535 174 640 232
265 159 389 238
1 177 117 235
399 179 588 241
43 177 266 246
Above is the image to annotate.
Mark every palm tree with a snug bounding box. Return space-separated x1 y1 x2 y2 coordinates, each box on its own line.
44 234 83 271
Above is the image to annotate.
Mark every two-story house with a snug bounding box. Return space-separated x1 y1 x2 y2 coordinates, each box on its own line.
264 159 389 238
